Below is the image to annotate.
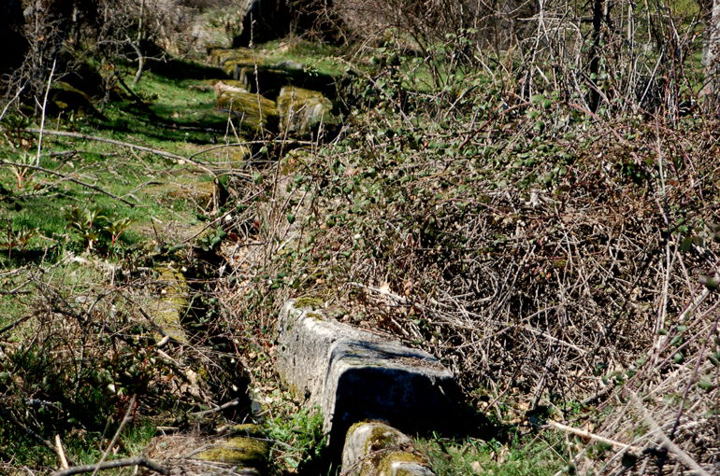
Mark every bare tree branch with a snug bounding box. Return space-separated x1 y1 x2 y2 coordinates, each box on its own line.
50 457 168 476
0 160 137 207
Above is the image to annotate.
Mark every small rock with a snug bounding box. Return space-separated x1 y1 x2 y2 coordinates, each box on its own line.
341 421 435 476
192 436 269 468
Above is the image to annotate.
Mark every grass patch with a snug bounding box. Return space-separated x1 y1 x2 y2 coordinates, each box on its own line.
419 432 568 476
258 38 349 77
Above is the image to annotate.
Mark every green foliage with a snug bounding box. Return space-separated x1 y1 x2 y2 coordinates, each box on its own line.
419 432 568 476
264 406 327 471
67 207 133 253
198 227 227 253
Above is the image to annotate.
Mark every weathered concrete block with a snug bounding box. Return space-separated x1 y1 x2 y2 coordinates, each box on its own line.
276 300 460 445
277 86 337 135
214 88 278 132
341 421 435 476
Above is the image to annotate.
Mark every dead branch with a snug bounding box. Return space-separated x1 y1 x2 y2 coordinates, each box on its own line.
50 457 168 476
190 398 242 417
0 160 137 206
545 420 640 452
629 393 712 476
23 129 216 176
90 395 137 476
34 59 56 167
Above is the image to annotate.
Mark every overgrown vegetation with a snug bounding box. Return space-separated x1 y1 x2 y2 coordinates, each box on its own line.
1 0 720 474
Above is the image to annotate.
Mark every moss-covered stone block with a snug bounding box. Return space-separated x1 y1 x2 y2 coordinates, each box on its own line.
215 89 278 131
193 436 269 468
228 423 265 437
210 47 265 69
277 86 337 136
276 300 461 447
148 265 190 344
50 81 102 117
342 421 434 476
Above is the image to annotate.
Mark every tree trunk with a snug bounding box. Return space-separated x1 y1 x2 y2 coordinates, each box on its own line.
0 0 27 76
704 0 720 104
588 0 605 112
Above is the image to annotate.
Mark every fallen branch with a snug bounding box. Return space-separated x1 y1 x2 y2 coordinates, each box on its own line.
0 313 34 336
50 457 168 476
545 420 640 452
629 393 712 476
190 398 241 417
0 160 137 207
54 434 69 470
24 129 216 176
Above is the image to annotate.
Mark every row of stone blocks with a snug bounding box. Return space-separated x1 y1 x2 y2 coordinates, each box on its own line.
276 299 464 474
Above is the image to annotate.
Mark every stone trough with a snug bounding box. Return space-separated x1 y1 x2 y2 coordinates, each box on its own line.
275 299 462 452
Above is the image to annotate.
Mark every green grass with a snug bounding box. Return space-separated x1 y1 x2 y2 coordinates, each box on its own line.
258 38 349 77
0 51 242 465
263 405 327 472
0 64 232 262
0 421 157 473
419 432 568 476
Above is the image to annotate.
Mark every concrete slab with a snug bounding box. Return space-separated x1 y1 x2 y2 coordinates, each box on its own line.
275 299 461 446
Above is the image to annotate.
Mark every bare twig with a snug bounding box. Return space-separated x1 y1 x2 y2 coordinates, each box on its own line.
91 395 136 476
0 85 25 122
23 129 216 176
190 398 242 417
0 160 137 206
629 393 712 476
50 457 167 476
35 59 56 167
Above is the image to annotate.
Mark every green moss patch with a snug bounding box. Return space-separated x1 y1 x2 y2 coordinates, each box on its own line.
194 437 269 467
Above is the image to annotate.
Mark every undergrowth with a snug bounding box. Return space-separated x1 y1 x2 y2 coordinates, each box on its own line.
222 43 720 474
2 12 720 473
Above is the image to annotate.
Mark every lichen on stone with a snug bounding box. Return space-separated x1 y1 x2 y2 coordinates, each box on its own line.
148 266 190 344
345 422 433 476
193 436 269 467
228 423 265 437
215 90 278 131
293 297 324 309
277 86 336 135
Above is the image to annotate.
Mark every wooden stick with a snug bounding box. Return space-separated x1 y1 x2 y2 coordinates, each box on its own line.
545 420 640 451
50 457 168 476
629 393 712 476
24 129 216 176
0 160 137 207
55 434 69 470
